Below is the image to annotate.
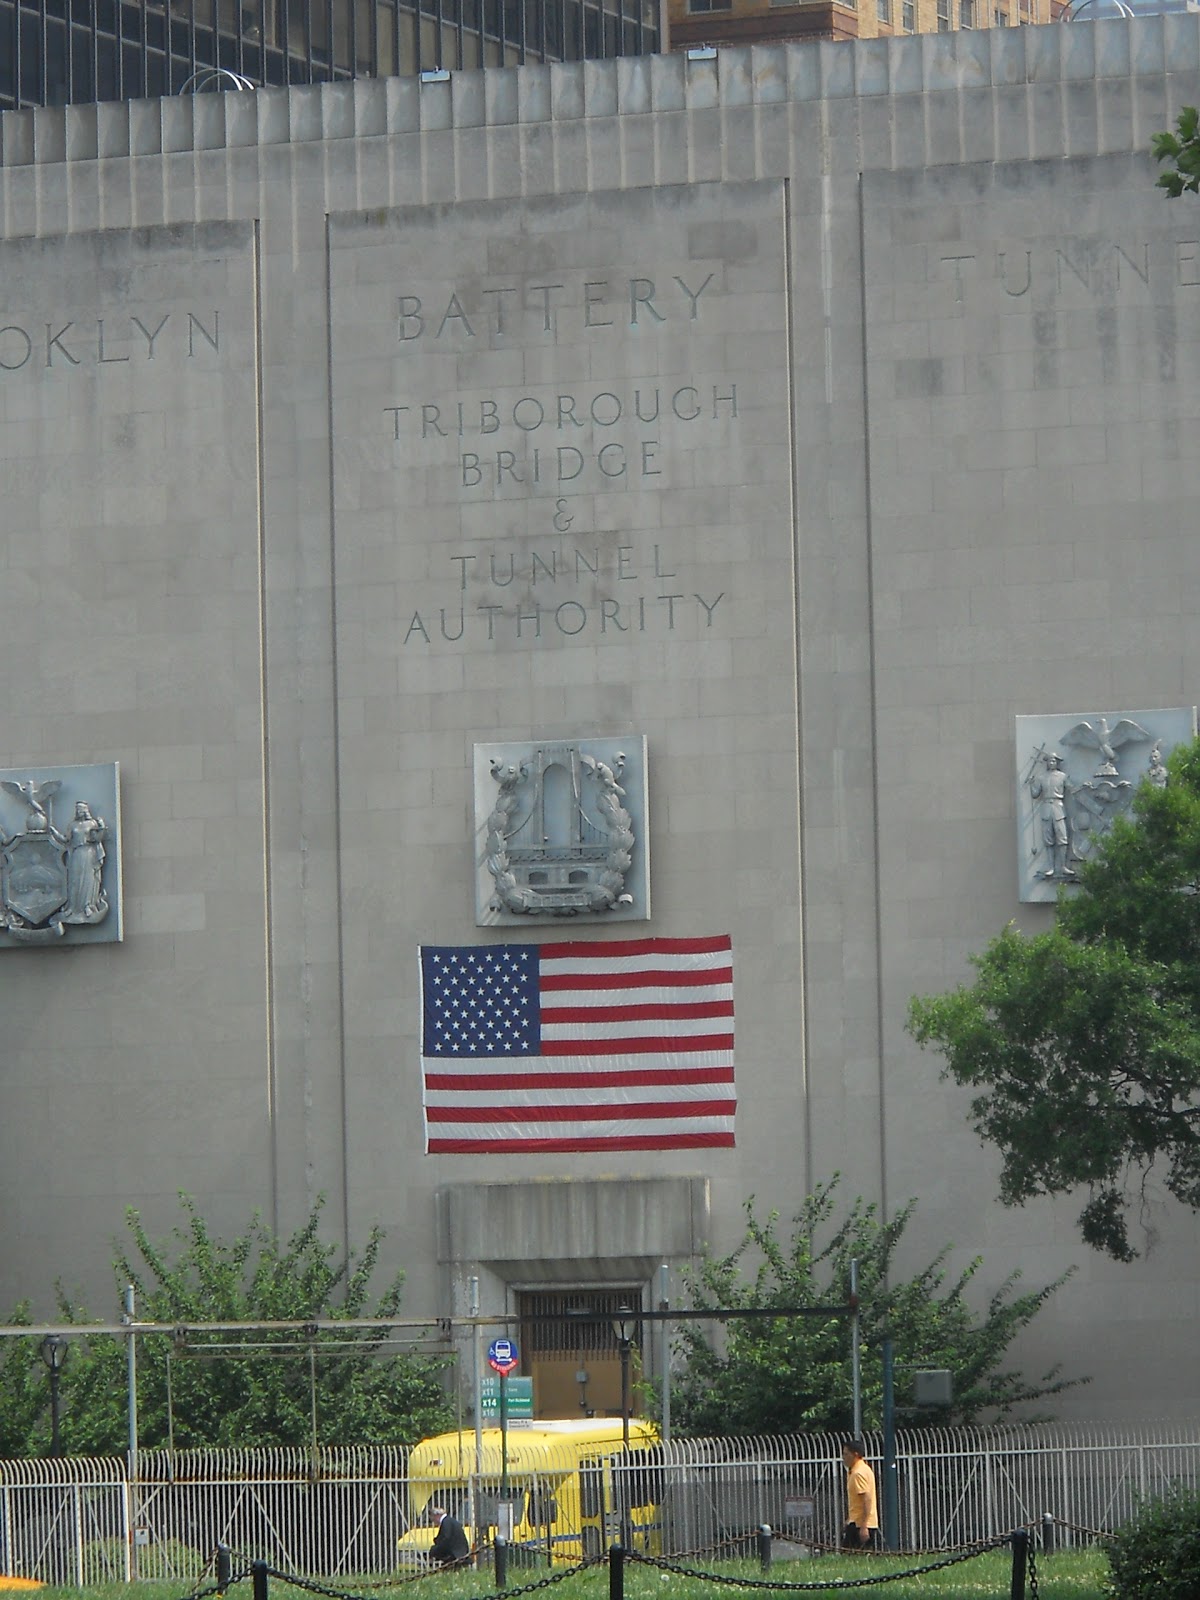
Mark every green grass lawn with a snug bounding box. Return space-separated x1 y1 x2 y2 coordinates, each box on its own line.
8 1548 1111 1600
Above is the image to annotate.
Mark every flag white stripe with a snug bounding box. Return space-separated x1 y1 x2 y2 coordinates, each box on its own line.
542 982 734 1010
540 952 731 978
428 1115 737 1141
424 1082 732 1110
422 1050 734 1080
541 1017 732 1042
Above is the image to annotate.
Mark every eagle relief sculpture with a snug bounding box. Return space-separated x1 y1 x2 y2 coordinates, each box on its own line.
1017 713 1184 902
485 743 636 917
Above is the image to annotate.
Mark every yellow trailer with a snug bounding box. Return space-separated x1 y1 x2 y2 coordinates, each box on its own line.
397 1417 661 1567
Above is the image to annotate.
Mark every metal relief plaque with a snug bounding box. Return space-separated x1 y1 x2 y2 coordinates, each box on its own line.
1016 709 1196 902
0 763 123 945
474 737 649 926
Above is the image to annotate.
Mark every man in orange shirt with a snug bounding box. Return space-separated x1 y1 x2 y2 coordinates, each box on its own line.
841 1439 880 1551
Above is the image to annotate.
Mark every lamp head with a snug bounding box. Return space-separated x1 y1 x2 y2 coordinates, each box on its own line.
40 1334 68 1373
611 1305 635 1344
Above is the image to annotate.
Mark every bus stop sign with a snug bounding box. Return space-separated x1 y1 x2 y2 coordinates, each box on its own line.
488 1338 519 1376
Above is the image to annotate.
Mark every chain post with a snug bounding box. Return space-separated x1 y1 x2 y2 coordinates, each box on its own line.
1009 1527 1028 1600
609 1542 625 1600
757 1525 772 1574
216 1545 233 1593
252 1561 269 1600
494 1536 508 1589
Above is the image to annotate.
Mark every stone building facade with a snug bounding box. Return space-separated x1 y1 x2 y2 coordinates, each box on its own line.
669 0 1062 52
1 19 1198 1422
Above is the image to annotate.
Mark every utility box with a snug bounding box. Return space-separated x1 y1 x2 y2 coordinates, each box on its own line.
914 1370 953 1408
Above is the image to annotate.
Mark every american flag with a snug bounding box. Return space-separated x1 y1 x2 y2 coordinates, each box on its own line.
419 935 735 1153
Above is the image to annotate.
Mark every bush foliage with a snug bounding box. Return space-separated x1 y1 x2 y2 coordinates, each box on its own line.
1103 1488 1200 1600
3 1196 456 1456
665 1177 1083 1435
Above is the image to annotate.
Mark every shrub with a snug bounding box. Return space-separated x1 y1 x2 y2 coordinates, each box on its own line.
1103 1487 1200 1600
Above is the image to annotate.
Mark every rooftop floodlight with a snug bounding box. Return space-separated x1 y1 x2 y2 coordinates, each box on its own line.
178 67 256 93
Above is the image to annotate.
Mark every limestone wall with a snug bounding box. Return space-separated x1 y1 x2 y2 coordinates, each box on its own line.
1 20 1198 1420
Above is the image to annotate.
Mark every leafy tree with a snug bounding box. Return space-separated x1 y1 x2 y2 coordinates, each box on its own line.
909 738 1200 1262
0 1305 50 1457
19 1196 455 1456
665 1178 1081 1436
1152 107 1200 197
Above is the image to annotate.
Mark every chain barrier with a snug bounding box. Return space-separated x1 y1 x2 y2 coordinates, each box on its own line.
162 1565 252 1600
1043 1513 1111 1539
454 1556 604 1600
160 1526 1046 1600
184 1579 253 1600
673 1534 778 1563
255 1556 596 1600
624 1534 1012 1591
253 1567 387 1600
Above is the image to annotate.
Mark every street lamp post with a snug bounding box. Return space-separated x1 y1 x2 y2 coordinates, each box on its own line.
39 1334 68 1456
611 1307 635 1548
611 1306 634 1449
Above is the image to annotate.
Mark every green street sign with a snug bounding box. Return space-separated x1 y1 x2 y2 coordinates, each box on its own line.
480 1375 534 1419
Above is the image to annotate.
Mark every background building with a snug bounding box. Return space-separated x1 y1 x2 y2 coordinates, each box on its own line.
1 20 1199 1425
668 0 1065 49
662 0 1200 50
0 0 661 111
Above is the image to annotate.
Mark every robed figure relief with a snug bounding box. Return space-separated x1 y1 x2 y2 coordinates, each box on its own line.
0 772 117 943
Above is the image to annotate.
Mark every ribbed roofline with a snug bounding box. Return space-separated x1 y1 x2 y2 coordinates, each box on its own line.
2 17 1199 171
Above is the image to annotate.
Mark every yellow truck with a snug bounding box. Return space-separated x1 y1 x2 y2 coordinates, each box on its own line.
397 1417 662 1567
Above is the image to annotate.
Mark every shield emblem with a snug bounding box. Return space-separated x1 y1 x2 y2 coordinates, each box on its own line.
2 833 69 926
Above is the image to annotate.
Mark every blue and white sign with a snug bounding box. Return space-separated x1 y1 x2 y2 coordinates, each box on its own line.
487 1338 519 1376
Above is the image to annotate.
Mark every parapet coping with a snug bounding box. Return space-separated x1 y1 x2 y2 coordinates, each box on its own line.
1 15 1198 170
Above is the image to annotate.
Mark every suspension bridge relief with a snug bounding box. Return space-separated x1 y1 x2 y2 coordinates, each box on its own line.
474 740 649 926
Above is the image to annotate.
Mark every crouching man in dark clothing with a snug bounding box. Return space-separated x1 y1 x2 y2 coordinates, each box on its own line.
429 1506 470 1565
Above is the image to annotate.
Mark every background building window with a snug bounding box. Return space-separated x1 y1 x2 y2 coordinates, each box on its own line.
877 0 891 22
0 0 659 110
960 0 973 25
937 0 950 27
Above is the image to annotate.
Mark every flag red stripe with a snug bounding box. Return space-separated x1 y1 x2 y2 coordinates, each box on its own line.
426 1099 736 1124
540 999 733 1024
424 1067 735 1092
540 935 732 961
428 1133 736 1152
541 1033 734 1057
